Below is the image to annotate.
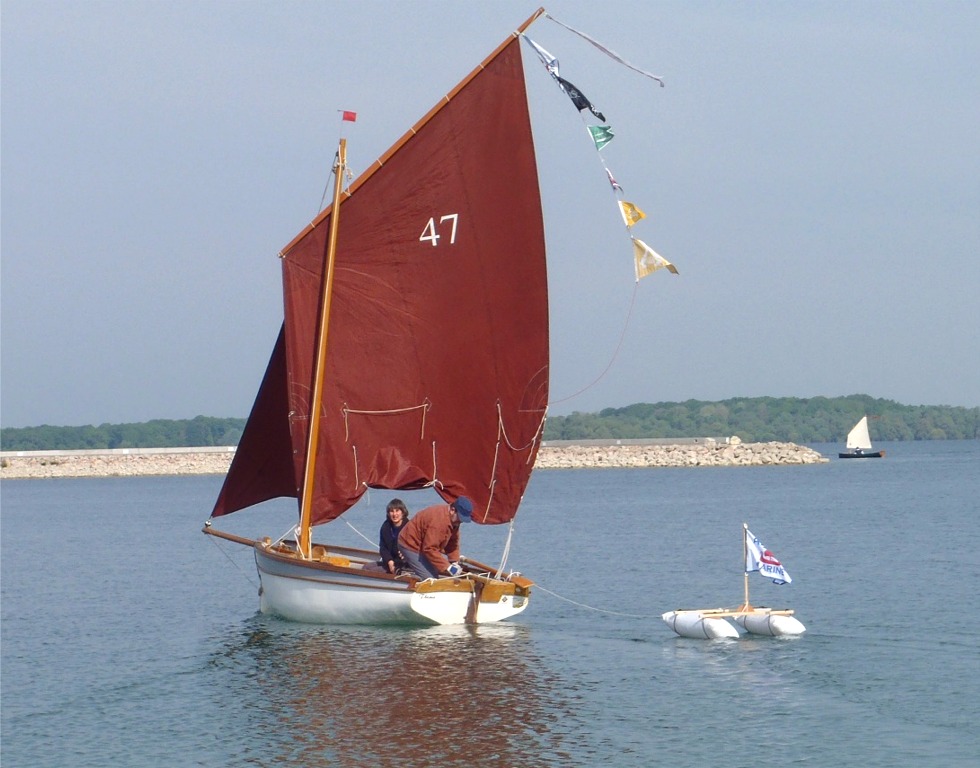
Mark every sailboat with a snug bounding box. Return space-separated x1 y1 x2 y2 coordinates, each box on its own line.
662 524 806 639
838 415 885 459
203 10 554 625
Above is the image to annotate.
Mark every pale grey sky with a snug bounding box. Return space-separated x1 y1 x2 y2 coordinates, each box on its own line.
2 0 978 429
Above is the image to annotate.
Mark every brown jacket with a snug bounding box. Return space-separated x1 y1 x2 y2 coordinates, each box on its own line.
397 503 460 573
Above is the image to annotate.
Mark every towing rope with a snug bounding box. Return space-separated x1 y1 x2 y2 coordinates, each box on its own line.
533 582 661 620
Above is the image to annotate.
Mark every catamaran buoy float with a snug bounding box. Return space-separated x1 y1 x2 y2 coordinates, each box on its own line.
661 609 740 639
663 524 806 639
734 610 806 636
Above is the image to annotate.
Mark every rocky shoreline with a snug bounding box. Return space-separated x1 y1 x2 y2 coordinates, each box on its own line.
534 441 827 469
0 441 827 479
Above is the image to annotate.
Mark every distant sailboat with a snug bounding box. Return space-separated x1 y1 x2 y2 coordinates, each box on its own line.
839 415 885 459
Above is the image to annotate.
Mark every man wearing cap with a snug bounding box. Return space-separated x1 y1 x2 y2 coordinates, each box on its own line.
397 497 473 579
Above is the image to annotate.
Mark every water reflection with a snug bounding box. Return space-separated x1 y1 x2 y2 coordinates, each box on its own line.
658 633 806 705
210 619 574 767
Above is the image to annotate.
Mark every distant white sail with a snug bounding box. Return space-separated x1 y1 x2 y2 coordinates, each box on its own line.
846 416 873 451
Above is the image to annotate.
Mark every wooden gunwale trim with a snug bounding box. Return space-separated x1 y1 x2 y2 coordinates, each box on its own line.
414 579 476 594
461 555 535 588
268 539 390 560
311 542 383 559
459 554 501 575
256 543 416 585
677 607 796 618
279 7 546 259
256 562 415 593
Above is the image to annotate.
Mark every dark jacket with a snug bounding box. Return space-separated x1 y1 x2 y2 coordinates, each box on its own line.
379 519 407 572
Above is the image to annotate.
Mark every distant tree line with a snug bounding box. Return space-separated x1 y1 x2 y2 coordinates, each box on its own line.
2 396 978 451
543 395 979 443
0 416 246 451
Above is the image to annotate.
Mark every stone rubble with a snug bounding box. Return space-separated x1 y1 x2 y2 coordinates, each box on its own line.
0 441 827 479
533 441 828 469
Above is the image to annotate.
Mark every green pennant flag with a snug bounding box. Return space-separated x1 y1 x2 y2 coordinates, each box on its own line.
588 125 614 151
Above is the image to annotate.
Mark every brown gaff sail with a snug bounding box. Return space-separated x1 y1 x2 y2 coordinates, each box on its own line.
212 36 549 528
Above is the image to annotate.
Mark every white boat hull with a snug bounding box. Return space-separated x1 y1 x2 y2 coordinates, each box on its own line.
259 570 421 624
254 544 530 626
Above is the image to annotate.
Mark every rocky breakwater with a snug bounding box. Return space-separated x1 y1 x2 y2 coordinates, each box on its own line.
534 440 828 469
1 440 827 479
0 447 235 479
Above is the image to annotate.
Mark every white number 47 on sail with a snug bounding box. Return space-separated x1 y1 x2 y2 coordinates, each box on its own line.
419 213 459 246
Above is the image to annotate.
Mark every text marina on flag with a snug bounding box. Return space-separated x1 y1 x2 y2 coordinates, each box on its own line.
745 527 792 585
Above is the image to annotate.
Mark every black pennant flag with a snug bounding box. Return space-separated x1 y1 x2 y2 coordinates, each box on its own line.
556 76 605 122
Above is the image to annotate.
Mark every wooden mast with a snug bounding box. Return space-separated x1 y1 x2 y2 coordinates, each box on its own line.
741 522 751 611
297 137 348 558
289 7 547 554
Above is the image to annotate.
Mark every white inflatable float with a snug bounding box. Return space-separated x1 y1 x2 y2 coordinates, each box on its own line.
734 611 806 636
661 610 739 639
662 608 806 639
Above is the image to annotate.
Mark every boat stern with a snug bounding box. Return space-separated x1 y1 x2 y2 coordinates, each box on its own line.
411 572 532 625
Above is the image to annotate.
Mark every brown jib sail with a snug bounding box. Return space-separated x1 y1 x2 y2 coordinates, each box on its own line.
212 35 549 528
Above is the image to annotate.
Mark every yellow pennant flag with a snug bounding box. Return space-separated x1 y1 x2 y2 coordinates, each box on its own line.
618 201 646 228
632 237 679 279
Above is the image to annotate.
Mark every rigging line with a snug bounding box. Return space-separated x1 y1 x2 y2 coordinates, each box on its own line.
543 12 665 87
545 96 644 407
534 582 660 620
496 402 547 453
275 524 301 547
207 536 259 589
548 280 639 407
318 113 358 214
343 518 378 548
317 152 336 215
342 402 429 416
496 519 516 577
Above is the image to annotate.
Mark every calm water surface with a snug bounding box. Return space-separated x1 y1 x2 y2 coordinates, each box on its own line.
2 440 978 766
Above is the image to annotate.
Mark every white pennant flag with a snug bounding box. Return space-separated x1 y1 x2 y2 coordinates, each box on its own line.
522 35 560 79
745 527 792 585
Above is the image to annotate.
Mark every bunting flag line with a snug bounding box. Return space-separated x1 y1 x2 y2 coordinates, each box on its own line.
524 36 560 79
605 168 623 193
618 200 646 227
523 35 607 123
544 12 666 87
632 237 678 279
588 125 615 151
556 77 606 122
523 32 674 288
